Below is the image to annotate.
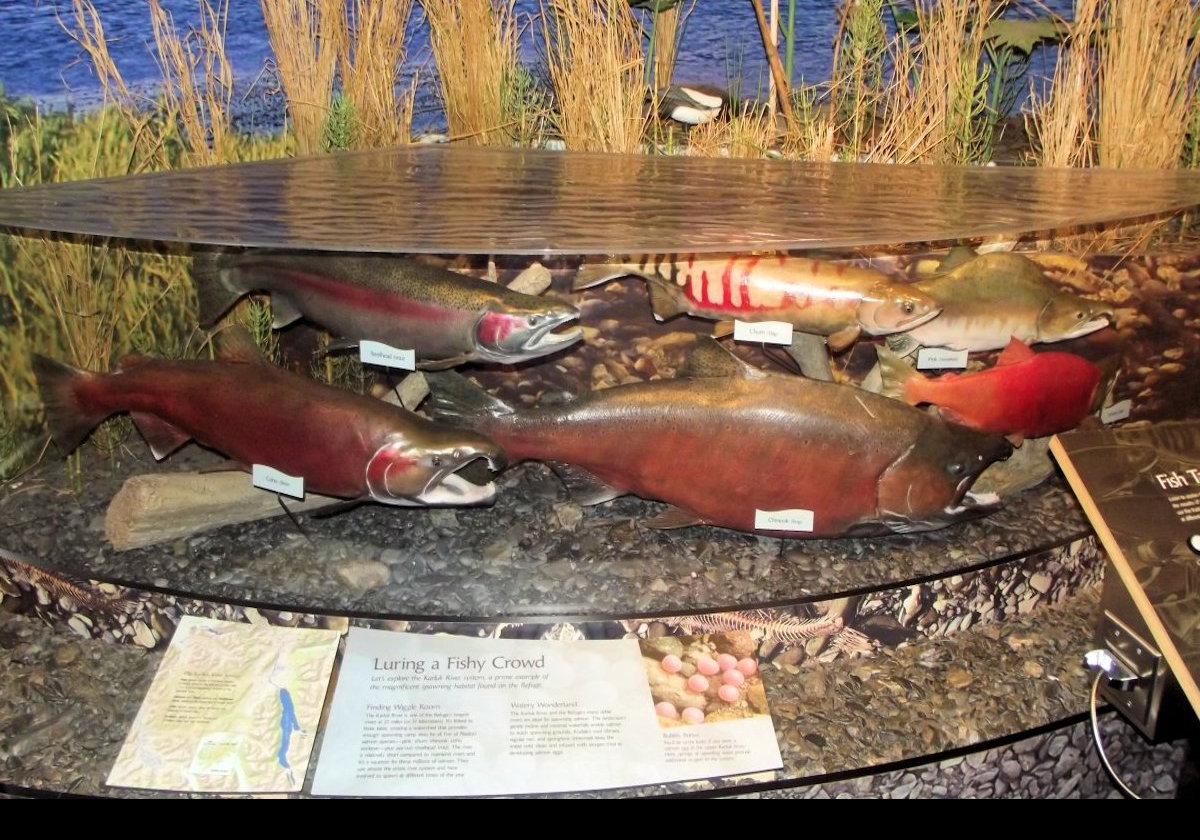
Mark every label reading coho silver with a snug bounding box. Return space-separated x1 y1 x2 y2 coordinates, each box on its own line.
754 508 814 532
360 340 416 371
1101 399 1132 424
252 464 305 500
916 347 969 369
733 320 794 345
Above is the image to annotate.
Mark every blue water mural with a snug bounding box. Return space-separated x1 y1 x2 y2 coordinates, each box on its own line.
0 1 1074 132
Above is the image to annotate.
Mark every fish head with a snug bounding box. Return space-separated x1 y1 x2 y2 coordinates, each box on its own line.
473 300 582 365
1036 292 1115 343
856 282 942 335
876 421 1013 534
365 432 507 506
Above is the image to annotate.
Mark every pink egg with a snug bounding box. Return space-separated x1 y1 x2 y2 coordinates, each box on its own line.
696 656 719 676
655 701 679 719
681 706 705 724
687 673 710 693
660 654 683 674
736 658 758 676
716 653 738 672
722 668 746 687
718 684 741 703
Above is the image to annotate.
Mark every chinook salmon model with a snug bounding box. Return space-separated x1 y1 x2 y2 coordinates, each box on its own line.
425 339 1013 539
574 253 941 351
194 250 583 369
33 328 505 507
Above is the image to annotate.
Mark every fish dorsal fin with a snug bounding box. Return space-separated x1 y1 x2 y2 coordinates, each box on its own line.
679 337 764 380
215 325 272 365
996 336 1035 366
131 412 192 459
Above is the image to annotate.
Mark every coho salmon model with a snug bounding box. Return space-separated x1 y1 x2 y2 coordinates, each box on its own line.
425 339 1012 539
893 252 1114 354
877 337 1103 443
194 250 583 369
573 253 941 351
33 328 505 507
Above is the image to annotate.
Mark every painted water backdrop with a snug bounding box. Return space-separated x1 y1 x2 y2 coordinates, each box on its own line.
0 1 1074 134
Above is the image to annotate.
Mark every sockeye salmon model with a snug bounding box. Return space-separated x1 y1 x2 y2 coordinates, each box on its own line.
573 253 941 351
893 252 1114 354
33 328 505 507
425 339 1012 539
193 250 583 369
877 337 1103 443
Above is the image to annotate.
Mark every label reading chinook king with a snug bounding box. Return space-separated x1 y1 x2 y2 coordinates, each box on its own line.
360 340 417 371
754 508 815 532
733 320 794 345
252 464 305 500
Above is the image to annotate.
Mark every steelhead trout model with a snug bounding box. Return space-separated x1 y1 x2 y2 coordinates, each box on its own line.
892 252 1114 354
33 328 505 507
574 253 941 351
425 339 1012 539
194 250 583 369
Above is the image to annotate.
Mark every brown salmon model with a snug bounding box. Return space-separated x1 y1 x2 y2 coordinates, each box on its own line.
194 250 582 369
574 253 941 351
425 339 1012 539
33 328 505 507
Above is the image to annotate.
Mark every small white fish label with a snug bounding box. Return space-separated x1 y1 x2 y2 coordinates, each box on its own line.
1101 399 1132 424
360 340 416 371
916 347 969 370
754 508 814 532
252 465 305 500
733 320 794 345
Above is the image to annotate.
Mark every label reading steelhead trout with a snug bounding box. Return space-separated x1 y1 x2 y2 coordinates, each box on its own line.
360 340 416 371
754 508 814 532
916 348 969 369
252 465 305 500
733 320 794 345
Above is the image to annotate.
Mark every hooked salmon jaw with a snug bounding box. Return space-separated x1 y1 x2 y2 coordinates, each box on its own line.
475 308 582 364
366 440 504 506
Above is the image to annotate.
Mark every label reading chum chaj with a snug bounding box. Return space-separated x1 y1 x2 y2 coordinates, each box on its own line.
1101 399 1132 424
252 464 305 500
360 340 416 371
916 347 969 370
733 320 794 345
754 508 814 532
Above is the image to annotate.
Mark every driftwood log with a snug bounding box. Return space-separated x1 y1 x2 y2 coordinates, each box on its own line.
104 471 346 551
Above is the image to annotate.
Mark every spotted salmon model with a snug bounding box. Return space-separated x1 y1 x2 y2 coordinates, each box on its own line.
425 339 1012 539
892 251 1114 354
573 253 941 351
877 337 1103 443
33 328 505 507
194 250 583 369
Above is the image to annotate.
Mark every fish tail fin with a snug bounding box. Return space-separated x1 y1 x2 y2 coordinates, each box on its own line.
423 371 514 432
874 345 921 404
192 249 245 328
31 355 110 454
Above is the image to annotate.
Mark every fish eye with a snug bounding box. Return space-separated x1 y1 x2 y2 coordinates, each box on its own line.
431 454 442 467
948 462 964 475
902 301 915 314
528 314 544 326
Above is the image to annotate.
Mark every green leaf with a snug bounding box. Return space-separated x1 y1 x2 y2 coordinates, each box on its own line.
982 18 1069 55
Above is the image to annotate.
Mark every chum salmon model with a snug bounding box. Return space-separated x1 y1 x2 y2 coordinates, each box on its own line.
573 253 941 352
890 252 1114 354
32 327 505 507
193 250 583 369
876 337 1103 444
425 339 1013 539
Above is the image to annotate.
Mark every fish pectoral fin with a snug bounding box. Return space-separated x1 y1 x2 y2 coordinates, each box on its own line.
197 458 251 475
547 462 625 506
645 505 705 530
826 325 861 354
269 295 305 329
711 321 735 339
130 412 193 460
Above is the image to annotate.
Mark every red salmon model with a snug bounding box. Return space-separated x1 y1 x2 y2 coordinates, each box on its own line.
425 339 1012 539
876 337 1103 443
573 253 941 351
33 328 505 507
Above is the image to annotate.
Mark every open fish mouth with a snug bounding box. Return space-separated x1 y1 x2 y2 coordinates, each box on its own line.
415 452 505 506
943 488 1001 518
518 311 583 354
1053 315 1113 341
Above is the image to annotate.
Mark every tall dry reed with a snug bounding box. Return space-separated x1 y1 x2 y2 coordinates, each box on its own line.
540 0 647 152
421 0 519 145
339 0 415 149
260 0 344 156
1027 0 1100 169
